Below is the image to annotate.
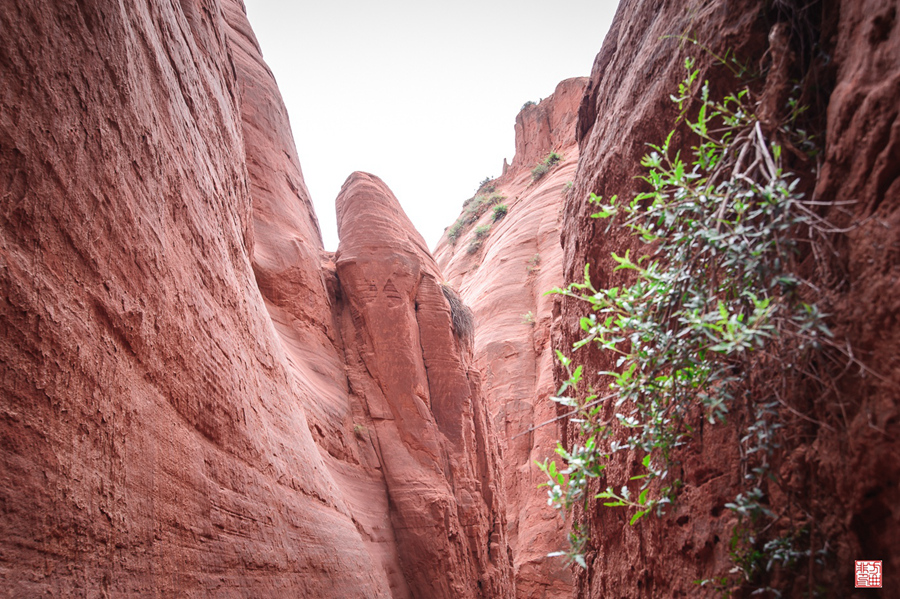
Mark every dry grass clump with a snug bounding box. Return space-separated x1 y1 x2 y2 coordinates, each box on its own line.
441 284 474 340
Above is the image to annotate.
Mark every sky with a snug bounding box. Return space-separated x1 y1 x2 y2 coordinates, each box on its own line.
244 1 620 251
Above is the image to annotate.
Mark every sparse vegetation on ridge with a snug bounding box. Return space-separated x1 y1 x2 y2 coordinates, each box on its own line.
467 224 492 254
478 176 496 193
447 193 505 245
492 204 508 221
531 151 562 181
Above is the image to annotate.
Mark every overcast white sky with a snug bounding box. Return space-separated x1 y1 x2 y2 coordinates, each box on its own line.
245 1 619 251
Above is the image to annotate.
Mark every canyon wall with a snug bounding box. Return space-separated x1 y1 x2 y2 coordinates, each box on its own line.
334 171 513 598
4 0 897 596
557 0 900 596
435 78 586 599
0 0 512 596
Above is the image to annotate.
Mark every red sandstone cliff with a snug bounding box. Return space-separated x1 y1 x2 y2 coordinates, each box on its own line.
335 172 513 598
557 0 900 596
435 77 586 599
0 0 512 596
4 0 897 596
0 0 387 594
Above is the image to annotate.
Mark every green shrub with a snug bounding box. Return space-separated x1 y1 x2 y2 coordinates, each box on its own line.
473 224 491 239
521 100 536 110
531 151 562 181
446 220 464 245
540 56 831 578
492 204 508 221
530 163 549 181
467 224 492 254
447 193 507 245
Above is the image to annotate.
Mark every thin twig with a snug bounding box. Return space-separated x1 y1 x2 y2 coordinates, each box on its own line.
513 392 619 439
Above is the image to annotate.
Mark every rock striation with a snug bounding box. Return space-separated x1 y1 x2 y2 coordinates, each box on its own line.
558 0 900 596
0 0 389 595
335 171 513 599
435 77 587 599
0 0 512 596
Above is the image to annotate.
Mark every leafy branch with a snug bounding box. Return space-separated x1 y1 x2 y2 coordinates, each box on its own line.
541 56 832 580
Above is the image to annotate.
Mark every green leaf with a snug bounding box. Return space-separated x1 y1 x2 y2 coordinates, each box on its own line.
638 488 649 505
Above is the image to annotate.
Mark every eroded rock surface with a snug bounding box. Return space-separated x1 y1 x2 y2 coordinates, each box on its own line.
0 0 512 596
336 172 514 599
559 0 900 596
0 0 391 596
435 78 587 599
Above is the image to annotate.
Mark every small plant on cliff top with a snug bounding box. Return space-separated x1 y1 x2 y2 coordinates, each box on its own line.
539 56 831 576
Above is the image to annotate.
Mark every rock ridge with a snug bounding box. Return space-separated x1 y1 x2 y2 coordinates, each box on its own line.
335 171 514 599
435 78 587 599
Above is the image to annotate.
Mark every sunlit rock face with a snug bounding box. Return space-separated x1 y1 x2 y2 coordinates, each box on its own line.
435 77 586 599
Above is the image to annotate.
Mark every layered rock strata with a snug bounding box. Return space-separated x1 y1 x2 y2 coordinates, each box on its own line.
0 0 513 596
435 77 587 599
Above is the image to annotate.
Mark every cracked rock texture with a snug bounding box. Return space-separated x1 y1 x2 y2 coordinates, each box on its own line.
557 0 900 596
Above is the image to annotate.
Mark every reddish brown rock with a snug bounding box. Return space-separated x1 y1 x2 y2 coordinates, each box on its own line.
558 0 900 596
0 0 396 596
335 171 514 599
510 78 586 173
435 78 587 599
223 2 415 594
